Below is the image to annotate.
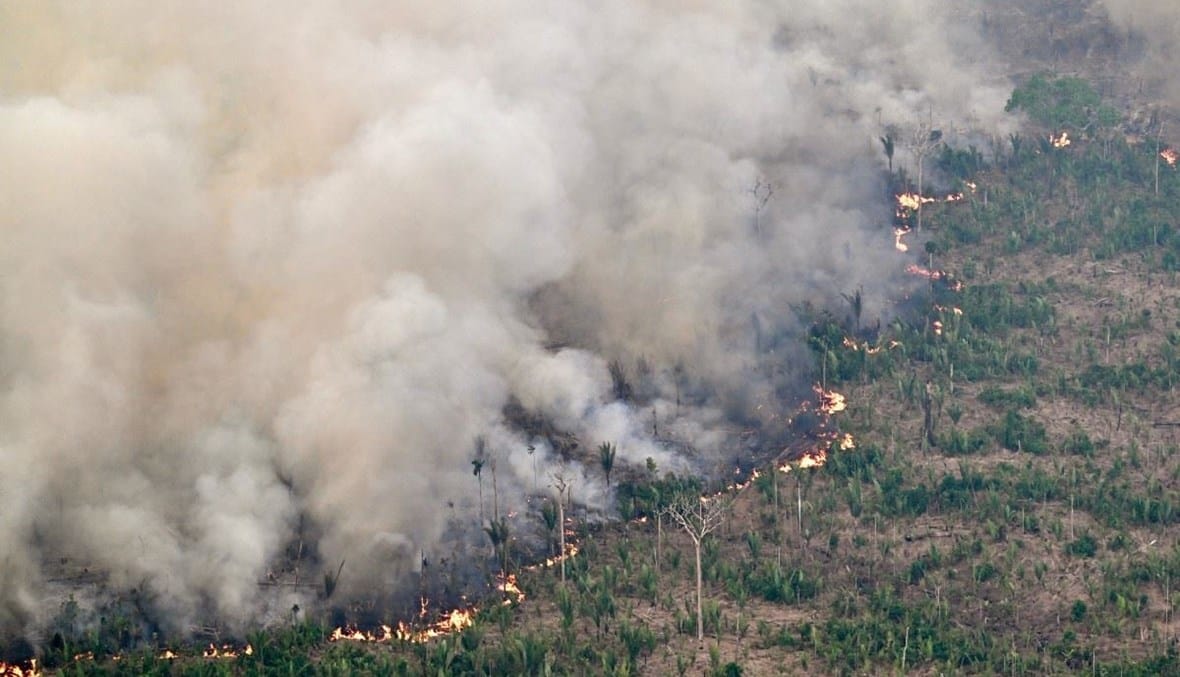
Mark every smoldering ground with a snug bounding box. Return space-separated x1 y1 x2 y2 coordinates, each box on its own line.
0 1 1016 640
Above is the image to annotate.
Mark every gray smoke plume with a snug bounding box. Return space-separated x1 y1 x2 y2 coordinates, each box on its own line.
0 1 1014 636
1097 1 1180 102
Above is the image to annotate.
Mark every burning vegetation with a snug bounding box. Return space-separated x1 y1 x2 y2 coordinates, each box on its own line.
0 660 39 677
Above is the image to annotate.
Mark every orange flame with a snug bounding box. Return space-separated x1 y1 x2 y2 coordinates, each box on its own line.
0 659 41 677
797 448 827 469
331 625 394 643
201 643 252 659
893 227 911 252
1050 132 1071 149
843 337 886 354
906 264 964 291
528 543 581 570
814 386 847 415
158 650 178 660
1162 148 1178 167
497 573 525 604
896 192 935 211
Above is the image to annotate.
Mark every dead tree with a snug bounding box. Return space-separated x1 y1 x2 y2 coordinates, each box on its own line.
908 114 942 232
665 493 732 645
551 472 572 584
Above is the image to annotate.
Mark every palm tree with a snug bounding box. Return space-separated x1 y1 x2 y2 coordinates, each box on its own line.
484 517 510 576
599 442 617 488
540 499 559 557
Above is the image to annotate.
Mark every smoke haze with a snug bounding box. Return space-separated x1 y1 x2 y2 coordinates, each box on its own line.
0 1 1014 635
1097 1 1180 102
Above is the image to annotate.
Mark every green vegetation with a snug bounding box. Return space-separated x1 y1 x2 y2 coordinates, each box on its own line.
1005 73 1119 132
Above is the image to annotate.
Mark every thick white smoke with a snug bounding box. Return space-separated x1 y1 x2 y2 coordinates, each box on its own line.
0 1 1012 635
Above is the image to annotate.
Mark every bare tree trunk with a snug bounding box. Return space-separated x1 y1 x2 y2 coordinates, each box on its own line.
797 481 803 535
656 512 662 571
774 469 782 567
916 154 925 232
491 460 499 523
558 498 566 584
1156 124 1164 196
694 539 704 645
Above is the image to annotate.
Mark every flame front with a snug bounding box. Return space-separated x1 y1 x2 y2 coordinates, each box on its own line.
202 643 252 659
815 386 846 415
906 264 964 291
1050 131 1071 148
331 625 394 643
894 227 911 252
1162 148 1178 167
497 573 525 604
0 659 40 677
896 192 935 211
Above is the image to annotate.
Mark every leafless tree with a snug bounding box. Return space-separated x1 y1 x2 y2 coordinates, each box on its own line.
551 472 573 584
664 493 732 645
748 178 774 238
908 113 942 232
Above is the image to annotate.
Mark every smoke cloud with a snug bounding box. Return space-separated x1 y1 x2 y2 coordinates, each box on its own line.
0 1 1013 636
1097 1 1180 102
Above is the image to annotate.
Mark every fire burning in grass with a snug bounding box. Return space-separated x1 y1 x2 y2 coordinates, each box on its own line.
796 449 826 468
775 386 854 470
202 643 253 659
331 595 485 645
906 264 963 291
496 573 525 604
815 385 846 415
329 566 531 645
843 337 900 354
331 625 394 643
527 543 581 571
896 192 935 211
0 659 40 676
1050 131 1071 148
894 227 911 252
1162 148 1178 167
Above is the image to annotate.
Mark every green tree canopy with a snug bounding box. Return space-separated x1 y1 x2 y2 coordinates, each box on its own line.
1005 74 1119 131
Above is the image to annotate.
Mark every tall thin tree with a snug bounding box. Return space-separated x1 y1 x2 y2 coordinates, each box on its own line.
665 493 732 645
551 472 572 583
908 115 941 232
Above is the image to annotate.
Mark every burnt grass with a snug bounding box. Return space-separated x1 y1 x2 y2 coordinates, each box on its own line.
19 36 1180 677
